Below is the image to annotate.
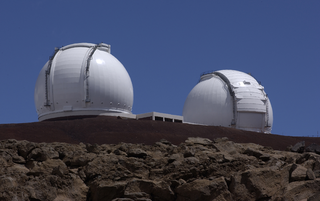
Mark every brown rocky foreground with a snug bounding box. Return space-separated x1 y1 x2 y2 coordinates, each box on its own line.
1 116 320 201
1 137 320 201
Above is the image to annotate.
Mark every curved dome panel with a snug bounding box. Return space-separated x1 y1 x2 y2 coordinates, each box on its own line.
183 74 233 126
34 43 133 121
183 70 273 133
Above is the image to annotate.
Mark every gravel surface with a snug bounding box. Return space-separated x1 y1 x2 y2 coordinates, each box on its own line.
0 116 319 151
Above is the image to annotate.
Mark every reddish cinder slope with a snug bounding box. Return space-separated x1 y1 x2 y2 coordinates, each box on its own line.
0 116 318 151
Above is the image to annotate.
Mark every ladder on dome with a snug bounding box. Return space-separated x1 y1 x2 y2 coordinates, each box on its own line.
84 43 102 103
83 42 111 103
44 48 59 106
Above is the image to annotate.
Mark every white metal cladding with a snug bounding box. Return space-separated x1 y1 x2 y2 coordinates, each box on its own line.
216 70 267 113
183 70 273 133
34 43 134 121
183 73 234 127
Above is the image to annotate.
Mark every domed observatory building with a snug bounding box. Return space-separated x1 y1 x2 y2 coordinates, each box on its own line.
183 70 273 133
34 43 134 121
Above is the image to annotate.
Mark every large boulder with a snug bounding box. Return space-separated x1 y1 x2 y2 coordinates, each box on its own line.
282 179 320 201
89 180 126 201
124 179 174 201
290 164 307 182
229 166 290 200
175 177 232 201
28 146 59 162
26 159 68 176
305 143 320 154
185 137 213 146
291 141 305 153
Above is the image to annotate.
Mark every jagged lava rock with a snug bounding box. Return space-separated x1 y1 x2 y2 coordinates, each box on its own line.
0 137 320 200
291 141 305 153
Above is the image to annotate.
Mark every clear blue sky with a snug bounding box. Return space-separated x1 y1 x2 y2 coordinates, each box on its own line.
0 1 319 137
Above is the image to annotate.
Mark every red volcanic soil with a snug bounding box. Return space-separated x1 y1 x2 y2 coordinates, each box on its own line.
0 116 319 151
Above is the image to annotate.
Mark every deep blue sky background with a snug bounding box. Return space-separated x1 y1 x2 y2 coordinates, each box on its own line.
0 1 319 137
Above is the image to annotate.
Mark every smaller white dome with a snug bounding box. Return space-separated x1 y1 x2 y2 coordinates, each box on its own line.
34 43 134 121
183 70 273 133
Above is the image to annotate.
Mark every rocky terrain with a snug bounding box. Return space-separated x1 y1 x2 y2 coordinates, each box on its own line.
1 137 320 201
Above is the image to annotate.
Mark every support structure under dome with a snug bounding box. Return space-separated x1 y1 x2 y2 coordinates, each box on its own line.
34 43 134 121
183 70 273 133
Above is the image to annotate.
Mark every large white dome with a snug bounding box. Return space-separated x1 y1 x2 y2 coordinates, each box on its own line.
183 70 273 133
34 43 133 121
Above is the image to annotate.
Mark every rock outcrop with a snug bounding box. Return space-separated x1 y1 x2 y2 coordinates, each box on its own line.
1 137 320 201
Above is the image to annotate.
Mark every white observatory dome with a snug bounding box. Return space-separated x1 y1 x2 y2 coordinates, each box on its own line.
183 70 273 133
34 43 133 121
